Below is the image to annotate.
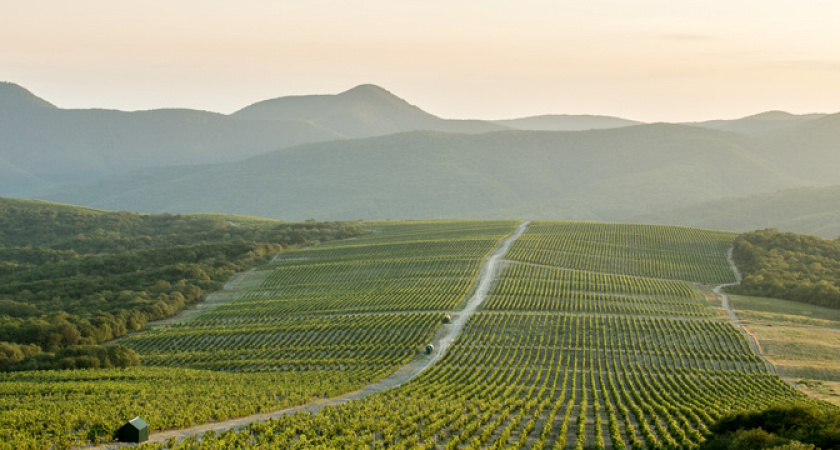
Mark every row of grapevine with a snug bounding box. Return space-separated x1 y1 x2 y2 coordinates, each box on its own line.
505 222 736 284
486 261 709 316
0 367 377 449
147 311 813 449
1 221 521 448
135 221 825 449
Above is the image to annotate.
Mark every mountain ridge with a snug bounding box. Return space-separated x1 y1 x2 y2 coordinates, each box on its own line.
493 114 642 131
232 84 507 137
689 110 828 135
0 82 57 111
4 80 840 232
0 82 509 193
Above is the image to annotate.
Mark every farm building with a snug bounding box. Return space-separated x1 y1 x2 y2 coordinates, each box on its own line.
117 416 149 443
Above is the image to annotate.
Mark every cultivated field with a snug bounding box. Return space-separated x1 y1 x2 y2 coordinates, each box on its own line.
135 221 822 449
2 220 829 449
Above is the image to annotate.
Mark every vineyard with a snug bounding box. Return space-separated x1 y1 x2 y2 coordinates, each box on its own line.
505 222 736 284
0 220 519 449
119 221 519 372
1 220 831 449
0 367 369 448
133 221 826 449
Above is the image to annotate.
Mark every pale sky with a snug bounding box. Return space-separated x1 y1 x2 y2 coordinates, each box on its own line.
2 0 839 122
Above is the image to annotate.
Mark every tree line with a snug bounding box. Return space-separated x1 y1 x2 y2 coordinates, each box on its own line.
699 403 840 450
731 228 840 309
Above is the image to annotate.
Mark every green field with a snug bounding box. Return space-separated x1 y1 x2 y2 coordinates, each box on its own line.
0 220 518 448
126 221 820 450
1 220 830 449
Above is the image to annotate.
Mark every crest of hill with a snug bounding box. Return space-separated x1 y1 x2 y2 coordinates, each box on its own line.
0 82 505 195
38 124 799 222
689 110 827 135
0 195 105 215
0 82 57 111
0 82 344 193
493 114 642 131
232 84 506 137
631 184 840 239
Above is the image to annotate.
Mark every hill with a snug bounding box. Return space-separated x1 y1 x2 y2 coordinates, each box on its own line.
493 114 641 131
0 83 344 192
731 228 840 310
232 84 506 137
6 81 840 225
0 83 504 195
689 110 827 135
753 113 840 184
632 185 840 238
38 124 800 221
0 82 57 110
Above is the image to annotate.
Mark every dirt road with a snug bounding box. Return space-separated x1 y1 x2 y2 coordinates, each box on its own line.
715 246 777 374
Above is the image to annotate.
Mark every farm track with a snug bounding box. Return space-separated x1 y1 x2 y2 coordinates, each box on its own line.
89 221 530 449
716 247 778 374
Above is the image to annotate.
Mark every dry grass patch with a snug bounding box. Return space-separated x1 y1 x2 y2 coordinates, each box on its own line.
796 379 840 405
730 294 840 323
731 294 840 406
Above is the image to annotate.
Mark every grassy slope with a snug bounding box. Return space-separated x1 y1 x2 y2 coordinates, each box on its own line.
730 294 840 405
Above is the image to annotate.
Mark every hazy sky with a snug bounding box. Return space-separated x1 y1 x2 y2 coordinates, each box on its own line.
2 0 839 122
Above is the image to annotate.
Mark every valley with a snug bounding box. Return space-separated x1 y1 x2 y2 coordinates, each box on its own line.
6 2 840 449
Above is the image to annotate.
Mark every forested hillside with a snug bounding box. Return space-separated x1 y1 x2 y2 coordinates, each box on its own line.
633 185 840 238
37 124 801 221
0 198 363 371
731 228 840 308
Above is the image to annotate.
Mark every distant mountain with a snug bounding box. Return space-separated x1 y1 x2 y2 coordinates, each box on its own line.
689 110 827 136
0 82 57 110
6 81 839 225
0 83 346 192
232 84 506 137
38 124 800 221
632 185 840 238
752 113 840 185
0 83 507 194
494 114 641 131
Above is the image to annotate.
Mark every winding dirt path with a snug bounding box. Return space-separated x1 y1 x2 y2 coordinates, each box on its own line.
715 246 777 374
90 221 530 449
